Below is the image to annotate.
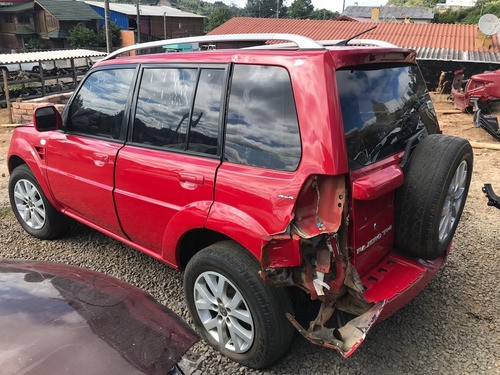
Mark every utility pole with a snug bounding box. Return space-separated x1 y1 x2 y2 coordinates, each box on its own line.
163 12 167 39
343 0 346 12
104 0 111 53
136 1 141 43
276 0 279 18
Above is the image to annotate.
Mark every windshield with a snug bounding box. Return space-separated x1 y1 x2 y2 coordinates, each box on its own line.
337 64 438 170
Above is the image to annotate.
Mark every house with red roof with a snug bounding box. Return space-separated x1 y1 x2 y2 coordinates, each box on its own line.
208 17 500 89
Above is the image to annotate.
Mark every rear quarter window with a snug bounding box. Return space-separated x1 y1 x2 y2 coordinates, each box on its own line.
224 65 301 172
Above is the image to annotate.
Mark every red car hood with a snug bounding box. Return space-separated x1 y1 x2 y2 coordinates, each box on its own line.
0 259 198 375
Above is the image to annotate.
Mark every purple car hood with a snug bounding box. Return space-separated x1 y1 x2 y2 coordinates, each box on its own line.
0 259 198 375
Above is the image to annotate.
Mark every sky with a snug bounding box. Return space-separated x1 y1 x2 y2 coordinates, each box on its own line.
205 0 387 13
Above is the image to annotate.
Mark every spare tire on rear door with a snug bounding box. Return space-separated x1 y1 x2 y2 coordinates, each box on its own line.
394 134 473 260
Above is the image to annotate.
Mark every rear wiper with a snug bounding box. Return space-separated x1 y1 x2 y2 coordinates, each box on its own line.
334 26 377 46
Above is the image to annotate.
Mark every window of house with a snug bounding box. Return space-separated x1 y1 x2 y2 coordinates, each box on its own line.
17 14 30 24
4 15 13 23
224 65 301 171
67 68 135 139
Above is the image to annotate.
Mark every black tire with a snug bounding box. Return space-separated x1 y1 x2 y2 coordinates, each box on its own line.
395 134 473 259
9 164 70 240
184 241 294 369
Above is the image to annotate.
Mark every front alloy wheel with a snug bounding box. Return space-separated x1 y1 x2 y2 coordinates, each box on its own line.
9 164 70 240
194 271 254 353
13 178 46 230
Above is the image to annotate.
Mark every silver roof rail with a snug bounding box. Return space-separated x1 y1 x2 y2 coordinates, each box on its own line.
246 38 398 50
103 33 325 61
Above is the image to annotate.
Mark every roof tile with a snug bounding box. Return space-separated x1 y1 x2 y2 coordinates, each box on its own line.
208 18 499 53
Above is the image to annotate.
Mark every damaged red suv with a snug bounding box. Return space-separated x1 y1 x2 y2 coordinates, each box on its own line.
7 34 473 369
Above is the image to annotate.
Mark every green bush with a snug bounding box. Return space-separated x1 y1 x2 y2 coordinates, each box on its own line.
68 25 99 48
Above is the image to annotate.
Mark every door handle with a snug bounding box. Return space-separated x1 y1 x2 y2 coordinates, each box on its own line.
178 173 204 185
92 152 109 167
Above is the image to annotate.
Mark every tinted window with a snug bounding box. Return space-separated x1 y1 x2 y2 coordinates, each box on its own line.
133 68 197 149
68 69 134 139
187 69 224 155
225 65 301 171
337 64 438 169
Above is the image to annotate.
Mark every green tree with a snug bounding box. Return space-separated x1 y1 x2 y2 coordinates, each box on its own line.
206 6 232 32
68 25 99 48
433 0 500 24
310 8 339 20
244 0 287 18
98 22 122 48
24 39 46 51
289 0 314 19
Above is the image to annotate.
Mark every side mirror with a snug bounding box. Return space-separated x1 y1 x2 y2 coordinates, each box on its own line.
33 106 62 132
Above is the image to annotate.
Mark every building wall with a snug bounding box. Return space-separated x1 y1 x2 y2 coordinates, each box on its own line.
37 9 59 33
0 33 22 51
150 16 203 39
89 6 129 30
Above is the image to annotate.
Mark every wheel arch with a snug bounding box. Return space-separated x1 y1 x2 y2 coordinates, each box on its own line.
8 147 60 212
176 228 230 270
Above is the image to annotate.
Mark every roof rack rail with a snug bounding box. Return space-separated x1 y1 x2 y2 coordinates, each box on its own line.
246 38 398 50
103 33 325 61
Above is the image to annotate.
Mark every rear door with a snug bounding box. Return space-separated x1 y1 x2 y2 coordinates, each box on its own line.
114 65 226 255
46 67 136 234
336 63 439 274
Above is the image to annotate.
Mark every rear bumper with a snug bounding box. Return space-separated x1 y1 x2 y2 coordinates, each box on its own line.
361 251 446 322
287 248 448 358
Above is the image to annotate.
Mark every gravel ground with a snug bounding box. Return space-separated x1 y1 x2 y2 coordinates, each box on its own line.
0 101 499 374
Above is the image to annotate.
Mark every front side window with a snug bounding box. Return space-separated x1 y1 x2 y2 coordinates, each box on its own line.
67 68 134 139
225 65 301 171
337 64 438 169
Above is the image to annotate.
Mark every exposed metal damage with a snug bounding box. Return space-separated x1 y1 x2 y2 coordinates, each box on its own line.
260 175 385 357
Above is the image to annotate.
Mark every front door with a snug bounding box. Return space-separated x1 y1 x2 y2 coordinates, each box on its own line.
46 68 136 235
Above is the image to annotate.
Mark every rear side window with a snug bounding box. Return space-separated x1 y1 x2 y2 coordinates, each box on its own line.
337 64 438 169
187 69 224 155
67 69 134 139
225 65 301 171
133 68 197 149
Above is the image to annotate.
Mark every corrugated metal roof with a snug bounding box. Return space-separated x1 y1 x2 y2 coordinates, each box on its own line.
208 18 500 63
37 0 101 21
85 1 205 18
342 6 435 20
0 49 106 64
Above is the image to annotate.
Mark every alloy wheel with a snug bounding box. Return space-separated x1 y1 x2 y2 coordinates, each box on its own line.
193 271 254 353
439 160 468 243
13 179 46 230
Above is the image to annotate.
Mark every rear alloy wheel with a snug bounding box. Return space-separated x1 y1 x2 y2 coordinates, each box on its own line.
193 271 254 353
395 134 473 259
9 164 70 239
184 241 294 369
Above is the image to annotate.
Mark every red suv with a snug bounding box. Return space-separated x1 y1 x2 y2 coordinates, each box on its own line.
7 34 473 369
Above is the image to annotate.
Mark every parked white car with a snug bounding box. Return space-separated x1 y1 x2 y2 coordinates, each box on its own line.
0 61 48 73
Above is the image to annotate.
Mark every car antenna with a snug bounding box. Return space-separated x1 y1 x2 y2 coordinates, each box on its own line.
334 26 377 46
